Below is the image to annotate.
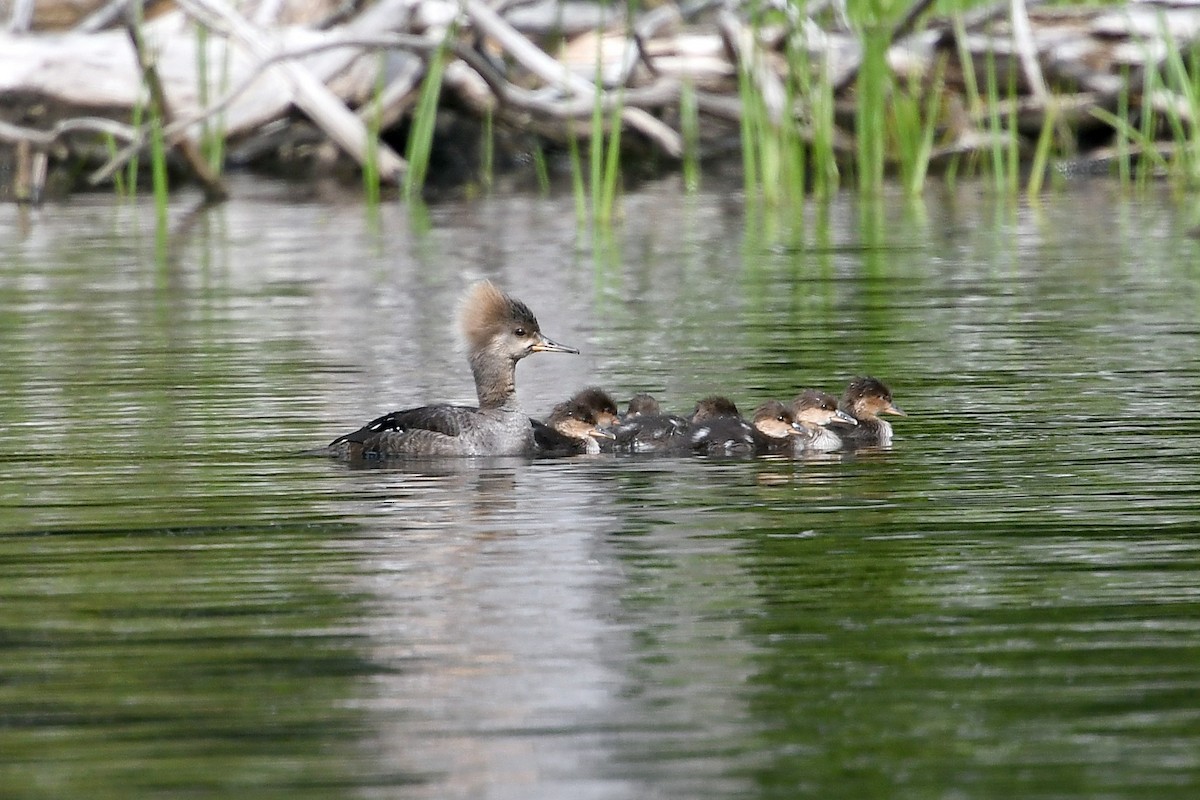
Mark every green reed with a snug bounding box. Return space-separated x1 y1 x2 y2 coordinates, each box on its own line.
779 40 812 201
1159 26 1200 185
1138 49 1161 187
806 47 839 198
404 33 450 200
129 3 170 226
590 80 624 225
531 142 550 194
736 53 762 200
195 25 229 174
566 126 588 224
147 95 169 251
735 22 812 208
480 109 495 192
680 80 701 192
1091 28 1200 191
856 23 889 196
1026 101 1054 196
106 134 128 196
125 85 144 194
363 55 386 208
981 51 1022 194
889 61 944 196
564 49 626 226
1115 67 1132 187
1093 103 1169 190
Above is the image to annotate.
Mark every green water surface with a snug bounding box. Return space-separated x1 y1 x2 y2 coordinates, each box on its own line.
1 179 1198 799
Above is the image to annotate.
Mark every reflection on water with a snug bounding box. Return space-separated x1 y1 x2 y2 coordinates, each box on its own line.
1 178 1200 798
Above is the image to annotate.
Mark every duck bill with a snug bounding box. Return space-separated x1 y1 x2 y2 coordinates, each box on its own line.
589 428 617 441
883 403 907 417
831 409 859 426
531 335 579 355
788 422 807 436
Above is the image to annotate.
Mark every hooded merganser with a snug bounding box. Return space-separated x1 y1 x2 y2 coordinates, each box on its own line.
790 389 858 453
688 396 756 456
613 393 690 453
838 376 906 447
324 281 578 458
533 388 619 456
749 400 806 455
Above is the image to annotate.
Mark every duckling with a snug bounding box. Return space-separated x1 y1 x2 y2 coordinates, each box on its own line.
570 386 620 431
838 376 906 447
688 396 756 456
790 389 858 453
533 394 617 456
750 400 806 455
613 393 690 454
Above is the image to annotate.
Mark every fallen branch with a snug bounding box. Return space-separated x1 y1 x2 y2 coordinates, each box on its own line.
175 0 408 182
463 0 683 156
124 11 228 201
0 117 139 148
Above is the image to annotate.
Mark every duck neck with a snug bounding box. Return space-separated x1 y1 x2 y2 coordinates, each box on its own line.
470 351 520 410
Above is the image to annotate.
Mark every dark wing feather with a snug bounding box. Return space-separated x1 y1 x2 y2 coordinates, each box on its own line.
690 416 755 456
330 404 476 446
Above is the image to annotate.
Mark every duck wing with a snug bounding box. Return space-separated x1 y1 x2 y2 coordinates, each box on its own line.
614 413 689 453
689 416 755 456
330 404 476 446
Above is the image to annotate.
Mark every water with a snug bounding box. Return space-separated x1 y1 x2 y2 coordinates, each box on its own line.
2 178 1200 799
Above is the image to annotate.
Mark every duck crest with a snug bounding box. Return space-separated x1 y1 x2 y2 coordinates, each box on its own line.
460 280 539 354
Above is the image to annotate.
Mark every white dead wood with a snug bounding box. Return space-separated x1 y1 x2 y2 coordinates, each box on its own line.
174 0 407 181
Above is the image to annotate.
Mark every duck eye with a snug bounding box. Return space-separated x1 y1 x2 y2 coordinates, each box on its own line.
514 327 527 337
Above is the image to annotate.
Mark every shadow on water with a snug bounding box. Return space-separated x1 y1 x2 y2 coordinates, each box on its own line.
2 177 1200 798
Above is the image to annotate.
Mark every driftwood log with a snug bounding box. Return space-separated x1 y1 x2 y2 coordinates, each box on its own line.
4 0 1200 202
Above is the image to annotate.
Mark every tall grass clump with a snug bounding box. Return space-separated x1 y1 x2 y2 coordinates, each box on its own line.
736 35 809 207
805 53 839 197
566 126 589 224
564 93 623 226
125 79 145 193
888 62 944 195
980 50 1021 194
1156 26 1200 186
1099 36 1190 191
589 82 624 225
855 23 890 196
531 142 551 195
1025 100 1057 197
195 25 230 174
404 32 451 200
126 4 171 236
565 41 626 227
736 54 764 201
